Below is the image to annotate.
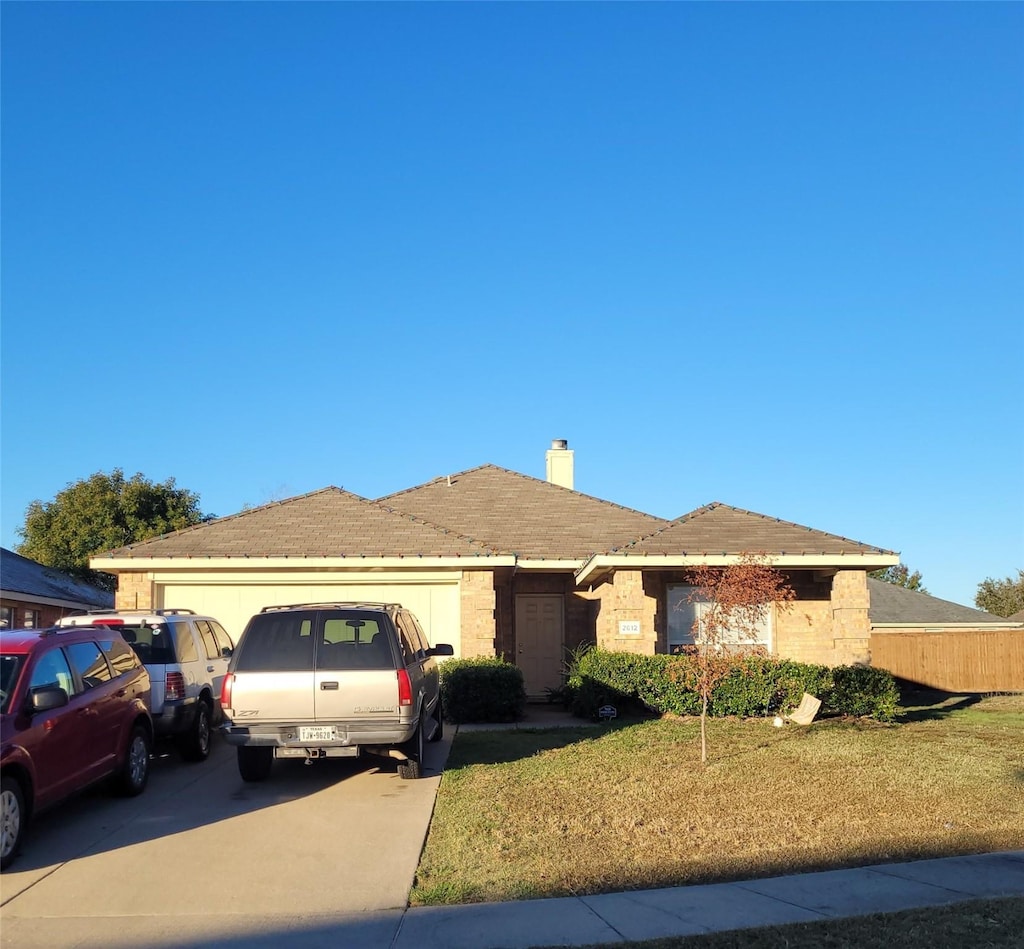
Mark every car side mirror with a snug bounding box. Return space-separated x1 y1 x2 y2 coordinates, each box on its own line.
426 643 454 657
31 686 70 713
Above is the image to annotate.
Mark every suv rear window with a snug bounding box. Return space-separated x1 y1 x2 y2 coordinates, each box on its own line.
235 610 396 672
97 622 181 665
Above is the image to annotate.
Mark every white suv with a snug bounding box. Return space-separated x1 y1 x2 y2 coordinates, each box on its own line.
220 603 453 781
57 609 234 761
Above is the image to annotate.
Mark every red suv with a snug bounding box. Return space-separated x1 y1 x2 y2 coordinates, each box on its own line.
1 626 153 870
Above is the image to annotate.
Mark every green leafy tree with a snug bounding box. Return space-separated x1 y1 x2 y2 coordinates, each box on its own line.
16 469 207 593
974 570 1024 618
869 563 927 593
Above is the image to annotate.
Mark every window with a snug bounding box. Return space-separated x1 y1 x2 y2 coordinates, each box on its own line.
168 622 199 663
195 620 221 660
23 609 41 628
235 612 316 672
209 621 234 657
99 639 138 677
1 656 22 712
66 641 114 690
0 606 12 629
30 647 76 697
395 615 421 665
666 585 773 652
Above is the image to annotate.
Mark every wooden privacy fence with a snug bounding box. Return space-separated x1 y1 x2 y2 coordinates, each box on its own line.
869 628 1024 692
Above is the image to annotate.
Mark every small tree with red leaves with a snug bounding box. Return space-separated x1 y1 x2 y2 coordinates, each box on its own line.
682 553 795 764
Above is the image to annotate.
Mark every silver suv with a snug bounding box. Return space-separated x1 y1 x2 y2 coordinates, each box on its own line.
219 603 453 781
57 609 234 762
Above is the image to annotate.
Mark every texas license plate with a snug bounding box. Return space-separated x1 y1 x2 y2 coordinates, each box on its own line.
298 726 337 742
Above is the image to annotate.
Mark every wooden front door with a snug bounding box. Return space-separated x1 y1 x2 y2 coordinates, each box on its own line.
515 594 564 696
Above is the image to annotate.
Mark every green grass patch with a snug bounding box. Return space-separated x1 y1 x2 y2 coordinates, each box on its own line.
411 695 1024 906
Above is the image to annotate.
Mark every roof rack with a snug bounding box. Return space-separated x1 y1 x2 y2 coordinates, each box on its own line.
259 602 403 613
66 608 197 617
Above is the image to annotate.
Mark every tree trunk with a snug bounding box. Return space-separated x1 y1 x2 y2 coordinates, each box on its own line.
700 692 708 764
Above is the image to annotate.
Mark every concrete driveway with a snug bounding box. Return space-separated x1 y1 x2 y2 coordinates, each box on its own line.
1 731 452 948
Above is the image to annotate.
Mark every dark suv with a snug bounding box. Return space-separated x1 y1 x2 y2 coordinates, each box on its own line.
1 626 153 870
220 603 453 781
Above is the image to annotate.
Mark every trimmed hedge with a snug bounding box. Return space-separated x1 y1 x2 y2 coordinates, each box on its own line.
439 657 527 724
567 649 899 723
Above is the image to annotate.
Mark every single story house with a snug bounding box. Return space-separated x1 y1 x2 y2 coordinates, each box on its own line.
866 578 1023 692
91 441 903 696
1 547 114 629
867 579 1023 633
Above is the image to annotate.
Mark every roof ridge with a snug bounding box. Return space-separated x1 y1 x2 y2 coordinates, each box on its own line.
377 463 497 501
620 501 896 555
367 497 509 555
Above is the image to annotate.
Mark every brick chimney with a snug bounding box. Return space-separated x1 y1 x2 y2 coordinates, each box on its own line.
545 439 574 490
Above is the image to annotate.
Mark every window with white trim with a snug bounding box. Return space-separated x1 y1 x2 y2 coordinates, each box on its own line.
666 585 773 652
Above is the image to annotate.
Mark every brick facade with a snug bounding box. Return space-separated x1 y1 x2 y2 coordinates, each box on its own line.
593 569 659 655
459 569 497 659
114 571 156 611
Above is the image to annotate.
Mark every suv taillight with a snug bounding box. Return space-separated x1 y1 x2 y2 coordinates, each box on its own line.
396 669 413 707
220 673 233 710
165 672 186 701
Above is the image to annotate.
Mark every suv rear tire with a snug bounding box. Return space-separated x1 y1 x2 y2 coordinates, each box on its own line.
178 699 212 762
118 725 151 796
238 746 274 782
397 717 424 780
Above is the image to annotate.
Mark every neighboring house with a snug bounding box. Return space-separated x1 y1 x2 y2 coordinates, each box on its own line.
866 578 1023 692
90 441 900 696
867 578 1024 633
1 547 114 629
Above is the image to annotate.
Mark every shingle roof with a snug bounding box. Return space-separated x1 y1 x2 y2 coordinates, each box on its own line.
622 503 894 556
379 465 667 559
100 488 505 559
867 578 1017 626
0 548 114 608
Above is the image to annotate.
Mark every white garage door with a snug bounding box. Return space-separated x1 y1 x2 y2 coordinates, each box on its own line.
156 579 461 655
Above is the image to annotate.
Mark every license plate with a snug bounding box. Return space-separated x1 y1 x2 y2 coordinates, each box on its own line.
298 726 337 742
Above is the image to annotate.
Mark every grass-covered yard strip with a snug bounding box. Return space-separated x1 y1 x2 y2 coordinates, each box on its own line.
529 897 1024 949
410 694 1024 906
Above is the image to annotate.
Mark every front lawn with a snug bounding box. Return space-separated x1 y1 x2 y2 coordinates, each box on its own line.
410 693 1024 905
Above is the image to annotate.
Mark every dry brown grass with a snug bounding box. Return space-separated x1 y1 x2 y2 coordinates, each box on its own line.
411 693 1024 905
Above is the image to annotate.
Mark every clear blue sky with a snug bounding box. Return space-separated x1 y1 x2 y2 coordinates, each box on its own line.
2 3 1022 610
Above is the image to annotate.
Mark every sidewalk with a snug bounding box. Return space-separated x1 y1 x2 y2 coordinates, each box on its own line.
393 709 1024 947
392 850 1024 948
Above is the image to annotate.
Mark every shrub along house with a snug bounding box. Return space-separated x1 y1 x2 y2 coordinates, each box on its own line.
90 441 899 697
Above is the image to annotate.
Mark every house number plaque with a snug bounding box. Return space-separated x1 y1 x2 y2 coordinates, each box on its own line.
618 620 641 636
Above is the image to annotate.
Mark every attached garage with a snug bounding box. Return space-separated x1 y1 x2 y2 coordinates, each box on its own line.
146 569 463 653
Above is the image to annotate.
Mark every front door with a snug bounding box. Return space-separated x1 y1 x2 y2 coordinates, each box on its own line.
515 595 564 697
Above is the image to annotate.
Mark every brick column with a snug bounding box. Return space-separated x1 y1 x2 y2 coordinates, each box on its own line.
115 571 155 611
460 570 496 659
595 570 657 655
831 569 870 664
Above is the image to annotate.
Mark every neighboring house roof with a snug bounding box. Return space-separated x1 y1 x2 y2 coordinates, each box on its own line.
379 465 666 560
0 547 114 611
1008 609 1024 623
99 488 507 560
867 578 1021 627
622 503 892 556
